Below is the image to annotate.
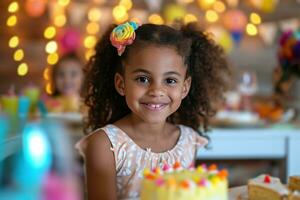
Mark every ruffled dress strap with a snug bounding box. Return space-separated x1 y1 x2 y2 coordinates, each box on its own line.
178 125 208 147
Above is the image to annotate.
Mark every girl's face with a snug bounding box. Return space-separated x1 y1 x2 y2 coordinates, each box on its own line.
54 59 83 96
115 45 191 124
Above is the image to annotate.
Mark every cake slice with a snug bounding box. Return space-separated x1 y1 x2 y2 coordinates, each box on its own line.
289 191 300 200
248 174 289 200
289 176 300 191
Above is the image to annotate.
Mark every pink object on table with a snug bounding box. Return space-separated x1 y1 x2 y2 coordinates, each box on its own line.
42 173 80 200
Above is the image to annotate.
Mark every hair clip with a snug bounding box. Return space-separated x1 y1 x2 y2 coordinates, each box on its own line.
110 21 139 56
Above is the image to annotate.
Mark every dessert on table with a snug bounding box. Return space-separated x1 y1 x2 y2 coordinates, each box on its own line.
140 162 228 200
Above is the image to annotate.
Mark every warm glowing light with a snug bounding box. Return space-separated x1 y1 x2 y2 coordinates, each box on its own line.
115 14 129 23
183 0 194 3
84 36 97 49
226 0 238 7
17 63 28 76
246 23 258 36
44 26 56 39
43 67 51 80
112 5 128 23
54 15 66 27
86 22 100 35
85 49 95 60
148 14 164 25
198 0 216 9
250 12 261 25
205 10 219 22
88 8 102 22
46 83 53 94
213 1 226 13
7 15 17 27
113 5 127 18
119 0 133 10
58 0 70 6
9 36 19 48
184 13 198 24
45 41 58 54
93 0 106 3
14 49 24 61
8 1 19 13
47 53 59 65
51 5 64 16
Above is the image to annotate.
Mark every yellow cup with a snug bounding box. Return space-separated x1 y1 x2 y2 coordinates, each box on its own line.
1 95 18 117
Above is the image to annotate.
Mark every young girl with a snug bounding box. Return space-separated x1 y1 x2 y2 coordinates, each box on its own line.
77 21 229 200
51 52 84 98
46 52 84 112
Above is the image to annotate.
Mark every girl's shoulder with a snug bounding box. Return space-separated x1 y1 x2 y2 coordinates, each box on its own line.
75 124 121 157
75 127 109 157
177 124 208 148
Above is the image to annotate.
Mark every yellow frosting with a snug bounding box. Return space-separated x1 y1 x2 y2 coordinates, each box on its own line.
140 164 228 200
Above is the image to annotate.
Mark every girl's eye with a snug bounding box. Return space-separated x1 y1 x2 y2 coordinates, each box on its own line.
136 76 150 84
165 78 177 85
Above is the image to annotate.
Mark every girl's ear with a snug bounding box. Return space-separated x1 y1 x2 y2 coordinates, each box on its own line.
182 76 192 99
114 73 125 96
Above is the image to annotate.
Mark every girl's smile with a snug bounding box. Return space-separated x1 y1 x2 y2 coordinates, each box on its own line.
140 102 168 111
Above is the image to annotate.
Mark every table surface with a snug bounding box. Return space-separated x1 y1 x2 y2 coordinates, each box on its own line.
229 186 247 200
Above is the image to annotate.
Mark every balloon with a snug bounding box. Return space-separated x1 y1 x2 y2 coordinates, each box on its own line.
207 26 233 52
277 29 300 77
223 9 247 32
57 28 81 55
25 0 47 17
231 30 243 44
293 41 300 58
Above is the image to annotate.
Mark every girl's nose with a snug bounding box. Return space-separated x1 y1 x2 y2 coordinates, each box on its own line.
147 83 165 97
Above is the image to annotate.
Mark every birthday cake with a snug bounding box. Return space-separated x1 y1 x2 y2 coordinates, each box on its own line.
140 162 228 200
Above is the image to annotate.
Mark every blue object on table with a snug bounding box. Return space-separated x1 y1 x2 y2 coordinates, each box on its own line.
13 123 52 188
0 119 82 200
37 100 48 117
18 96 30 119
0 122 53 200
0 114 9 142
0 114 9 184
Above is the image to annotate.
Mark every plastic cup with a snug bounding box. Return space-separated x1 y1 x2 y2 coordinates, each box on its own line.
1 95 18 117
24 87 40 113
18 96 30 118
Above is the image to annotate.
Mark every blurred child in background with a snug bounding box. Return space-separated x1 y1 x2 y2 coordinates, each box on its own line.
46 52 84 113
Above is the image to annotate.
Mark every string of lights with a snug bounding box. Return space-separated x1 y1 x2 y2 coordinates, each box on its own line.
7 1 29 76
43 0 71 94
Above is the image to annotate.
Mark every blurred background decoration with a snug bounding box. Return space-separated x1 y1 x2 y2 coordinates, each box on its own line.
0 0 300 95
274 29 300 98
0 118 83 200
0 0 299 126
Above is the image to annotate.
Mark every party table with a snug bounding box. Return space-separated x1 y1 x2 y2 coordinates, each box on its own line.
197 127 300 180
229 186 247 200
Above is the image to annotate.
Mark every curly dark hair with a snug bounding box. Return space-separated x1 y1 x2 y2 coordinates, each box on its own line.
84 23 230 135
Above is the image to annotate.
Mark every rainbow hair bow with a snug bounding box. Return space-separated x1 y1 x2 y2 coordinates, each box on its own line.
110 21 139 56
